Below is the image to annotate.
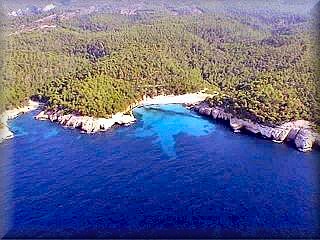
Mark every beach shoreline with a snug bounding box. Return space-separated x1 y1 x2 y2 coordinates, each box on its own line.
137 92 212 106
33 92 212 134
0 100 40 143
2 93 319 152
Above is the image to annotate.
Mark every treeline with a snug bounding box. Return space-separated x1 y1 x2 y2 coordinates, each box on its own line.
2 8 319 126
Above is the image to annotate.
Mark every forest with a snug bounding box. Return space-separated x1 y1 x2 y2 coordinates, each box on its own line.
1 0 319 127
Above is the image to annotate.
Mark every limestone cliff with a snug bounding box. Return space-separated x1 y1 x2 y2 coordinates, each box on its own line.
35 110 135 133
194 103 320 152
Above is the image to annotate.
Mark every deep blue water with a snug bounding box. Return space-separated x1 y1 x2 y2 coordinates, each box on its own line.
1 104 319 238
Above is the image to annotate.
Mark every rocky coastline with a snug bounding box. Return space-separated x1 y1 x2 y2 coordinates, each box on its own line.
1 94 320 153
35 110 136 133
193 103 320 152
34 92 211 133
0 100 40 143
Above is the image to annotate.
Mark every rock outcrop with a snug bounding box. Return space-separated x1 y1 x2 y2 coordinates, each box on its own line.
35 110 135 133
35 93 211 134
194 104 320 152
2 95 319 153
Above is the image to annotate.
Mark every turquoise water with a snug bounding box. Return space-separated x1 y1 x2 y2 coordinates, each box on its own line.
134 105 214 157
1 104 319 238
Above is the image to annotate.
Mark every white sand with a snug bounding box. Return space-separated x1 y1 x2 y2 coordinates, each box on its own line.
139 92 211 106
1 92 211 140
0 100 40 143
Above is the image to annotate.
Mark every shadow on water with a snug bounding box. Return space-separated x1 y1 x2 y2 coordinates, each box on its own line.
0 144 13 239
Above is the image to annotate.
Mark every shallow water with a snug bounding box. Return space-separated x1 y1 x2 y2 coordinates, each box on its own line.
1 104 319 238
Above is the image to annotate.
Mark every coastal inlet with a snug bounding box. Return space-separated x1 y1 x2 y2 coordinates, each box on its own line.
32 93 320 152
1 93 320 153
1 103 319 238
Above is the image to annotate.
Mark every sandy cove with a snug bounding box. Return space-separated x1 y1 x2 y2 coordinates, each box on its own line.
0 100 40 143
1 93 320 152
138 92 213 106
34 92 212 134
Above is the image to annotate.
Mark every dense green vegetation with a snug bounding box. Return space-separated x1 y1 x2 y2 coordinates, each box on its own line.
1 1 319 126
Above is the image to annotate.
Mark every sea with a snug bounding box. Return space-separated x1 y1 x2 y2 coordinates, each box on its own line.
1 104 319 238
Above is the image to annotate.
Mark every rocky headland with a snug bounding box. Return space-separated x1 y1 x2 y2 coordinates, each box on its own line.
35 110 136 133
193 103 320 152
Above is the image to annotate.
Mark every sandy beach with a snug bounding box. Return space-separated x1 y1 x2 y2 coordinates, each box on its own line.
138 92 212 106
0 100 40 143
0 92 211 141
34 92 212 134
